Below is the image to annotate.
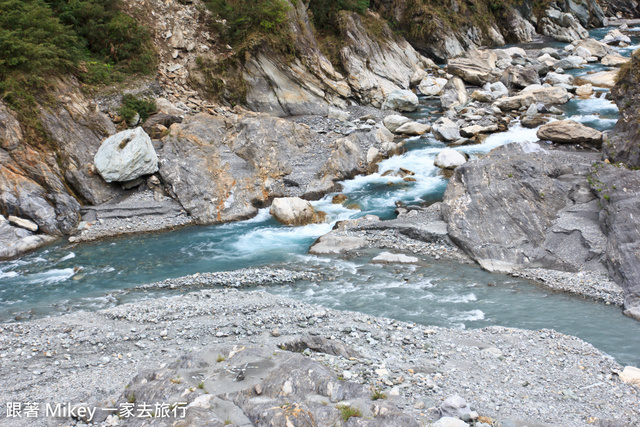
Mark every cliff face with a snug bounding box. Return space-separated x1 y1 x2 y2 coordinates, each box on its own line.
606 51 640 168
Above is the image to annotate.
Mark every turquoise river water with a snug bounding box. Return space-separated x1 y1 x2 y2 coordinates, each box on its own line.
1 29 640 367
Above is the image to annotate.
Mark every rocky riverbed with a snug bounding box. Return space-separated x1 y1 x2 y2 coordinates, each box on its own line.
0 288 639 427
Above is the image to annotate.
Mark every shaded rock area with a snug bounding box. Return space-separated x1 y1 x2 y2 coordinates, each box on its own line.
606 50 640 168
1 288 639 427
442 142 607 274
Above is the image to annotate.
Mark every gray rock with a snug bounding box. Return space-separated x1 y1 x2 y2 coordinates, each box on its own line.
501 66 540 89
94 128 159 183
0 216 56 260
442 142 608 273
537 120 602 146
446 57 497 86
383 115 412 133
418 77 448 96
395 122 431 135
540 8 589 42
432 417 468 427
270 197 326 226
440 77 468 110
382 89 419 112
434 148 467 169
432 119 461 142
440 394 472 419
546 72 575 86
328 107 351 121
371 252 419 264
309 233 368 254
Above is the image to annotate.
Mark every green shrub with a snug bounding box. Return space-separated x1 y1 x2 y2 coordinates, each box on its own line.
308 0 369 29
203 0 292 49
117 94 156 124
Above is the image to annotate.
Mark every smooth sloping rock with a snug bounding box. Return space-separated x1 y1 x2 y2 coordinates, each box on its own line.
575 38 614 58
395 122 430 135
371 252 419 264
434 148 466 169
270 197 326 226
601 54 630 67
95 127 159 183
383 115 411 133
309 233 368 254
442 142 608 273
537 120 602 145
440 77 468 110
382 89 419 112
432 119 461 143
7 216 38 232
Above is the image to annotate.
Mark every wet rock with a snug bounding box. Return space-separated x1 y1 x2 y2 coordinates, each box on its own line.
434 148 466 169
270 197 326 226
382 89 419 112
537 120 602 146
94 128 159 183
372 251 419 264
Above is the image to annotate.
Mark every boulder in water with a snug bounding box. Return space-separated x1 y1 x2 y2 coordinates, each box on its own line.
94 127 159 183
383 115 411 133
382 90 419 112
270 197 326 226
434 148 467 169
432 118 461 143
537 120 602 146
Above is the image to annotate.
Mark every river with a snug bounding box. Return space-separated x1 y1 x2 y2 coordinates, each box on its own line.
2 28 640 367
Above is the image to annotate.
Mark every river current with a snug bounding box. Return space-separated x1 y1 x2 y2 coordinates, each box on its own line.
2 29 640 366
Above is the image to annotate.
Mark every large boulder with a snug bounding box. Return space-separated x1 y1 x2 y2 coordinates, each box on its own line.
440 77 468 110
501 66 540 90
395 121 430 135
537 120 603 146
494 86 570 111
432 118 461 142
434 149 467 169
601 54 630 67
383 115 411 133
545 72 575 86
442 142 607 273
269 197 326 226
0 215 56 260
94 127 159 183
418 77 448 96
382 89 419 112
576 70 618 88
446 57 496 86
603 28 632 46
574 39 614 59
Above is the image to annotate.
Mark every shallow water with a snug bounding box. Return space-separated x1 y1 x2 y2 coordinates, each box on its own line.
2 29 639 368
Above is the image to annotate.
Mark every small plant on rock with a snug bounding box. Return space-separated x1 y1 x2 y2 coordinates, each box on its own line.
371 388 387 400
338 404 362 421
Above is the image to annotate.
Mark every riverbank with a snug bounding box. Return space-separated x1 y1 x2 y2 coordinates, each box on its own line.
0 288 638 426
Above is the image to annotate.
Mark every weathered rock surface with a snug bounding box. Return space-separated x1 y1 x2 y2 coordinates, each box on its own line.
494 86 570 110
432 118 462 142
270 197 326 226
395 121 430 135
576 70 618 88
537 120 603 145
442 142 607 273
446 58 497 86
383 115 411 133
590 165 640 319
0 215 57 260
159 112 387 224
418 77 448 96
94 127 159 183
540 7 589 42
601 53 630 66
440 77 469 110
500 65 540 89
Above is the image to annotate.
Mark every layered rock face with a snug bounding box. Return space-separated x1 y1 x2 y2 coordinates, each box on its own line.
237 1 432 116
159 111 389 224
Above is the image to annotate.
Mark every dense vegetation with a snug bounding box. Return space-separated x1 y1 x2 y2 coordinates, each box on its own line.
0 0 155 140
